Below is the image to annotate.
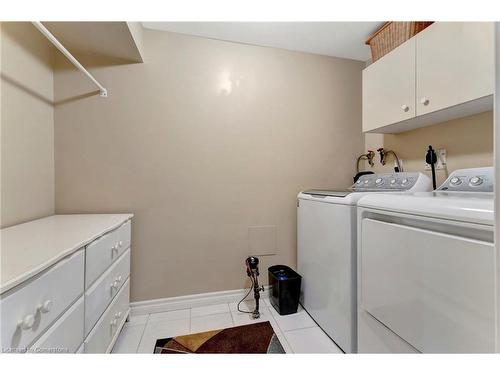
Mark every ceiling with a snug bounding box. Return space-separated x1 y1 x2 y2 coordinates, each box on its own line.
142 22 383 61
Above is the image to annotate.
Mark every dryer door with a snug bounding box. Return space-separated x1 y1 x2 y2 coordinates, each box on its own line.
360 218 495 353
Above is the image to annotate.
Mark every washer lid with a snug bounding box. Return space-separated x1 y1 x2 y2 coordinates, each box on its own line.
358 191 494 226
301 187 404 198
301 189 352 198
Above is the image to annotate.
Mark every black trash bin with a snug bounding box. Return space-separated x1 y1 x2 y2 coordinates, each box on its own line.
268 265 302 315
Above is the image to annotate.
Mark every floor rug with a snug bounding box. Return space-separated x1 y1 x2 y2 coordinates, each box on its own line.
154 321 285 354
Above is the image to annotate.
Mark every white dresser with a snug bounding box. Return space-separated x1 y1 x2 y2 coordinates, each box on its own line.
0 214 133 353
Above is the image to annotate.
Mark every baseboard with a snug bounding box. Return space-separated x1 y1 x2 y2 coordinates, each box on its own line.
130 286 271 316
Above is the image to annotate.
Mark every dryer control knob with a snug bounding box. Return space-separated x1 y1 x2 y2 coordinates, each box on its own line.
375 178 383 185
363 180 369 184
469 176 483 186
401 178 408 185
450 177 462 186
390 178 396 184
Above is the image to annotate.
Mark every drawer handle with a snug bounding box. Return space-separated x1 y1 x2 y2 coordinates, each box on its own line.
401 104 409 112
116 275 123 283
37 299 53 313
420 97 430 106
118 241 123 248
115 311 122 319
111 244 118 253
110 318 118 327
110 281 119 289
18 314 35 330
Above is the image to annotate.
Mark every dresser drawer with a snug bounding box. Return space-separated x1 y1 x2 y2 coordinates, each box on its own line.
116 220 131 253
85 220 130 288
84 278 130 353
0 249 84 351
30 296 84 353
85 249 130 336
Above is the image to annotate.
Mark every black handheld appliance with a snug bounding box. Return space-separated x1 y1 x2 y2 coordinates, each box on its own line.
238 256 265 319
426 145 438 190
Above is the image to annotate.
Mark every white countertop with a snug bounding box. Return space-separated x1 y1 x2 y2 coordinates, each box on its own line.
1 214 133 295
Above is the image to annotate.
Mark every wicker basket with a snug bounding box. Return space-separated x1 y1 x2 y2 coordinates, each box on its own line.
366 22 434 62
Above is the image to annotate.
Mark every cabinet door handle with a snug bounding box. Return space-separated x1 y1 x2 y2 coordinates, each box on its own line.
420 97 430 105
401 104 409 112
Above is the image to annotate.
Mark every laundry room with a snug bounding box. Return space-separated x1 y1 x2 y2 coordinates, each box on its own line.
1 3 499 369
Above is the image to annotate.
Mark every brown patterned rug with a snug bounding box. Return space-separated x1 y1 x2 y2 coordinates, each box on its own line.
154 321 285 354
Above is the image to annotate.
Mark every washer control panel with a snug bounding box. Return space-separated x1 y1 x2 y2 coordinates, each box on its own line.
352 172 431 192
438 167 493 192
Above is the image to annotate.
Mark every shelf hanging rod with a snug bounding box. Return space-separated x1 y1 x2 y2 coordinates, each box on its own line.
32 21 108 98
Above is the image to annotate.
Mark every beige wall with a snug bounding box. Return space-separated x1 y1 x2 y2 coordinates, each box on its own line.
1 23 55 228
54 29 365 302
364 111 493 185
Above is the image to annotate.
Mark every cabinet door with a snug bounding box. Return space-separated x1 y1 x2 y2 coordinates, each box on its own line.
362 37 415 132
416 22 494 116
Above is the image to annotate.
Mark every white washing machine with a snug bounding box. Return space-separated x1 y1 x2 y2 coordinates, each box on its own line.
357 167 494 353
297 172 432 353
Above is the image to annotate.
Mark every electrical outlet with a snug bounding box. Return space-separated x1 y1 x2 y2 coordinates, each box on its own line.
425 148 447 170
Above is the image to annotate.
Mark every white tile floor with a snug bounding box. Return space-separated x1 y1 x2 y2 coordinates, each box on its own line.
112 297 343 354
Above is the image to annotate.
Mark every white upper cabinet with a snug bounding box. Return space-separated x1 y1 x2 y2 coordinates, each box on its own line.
363 38 416 133
416 22 494 116
362 22 494 133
